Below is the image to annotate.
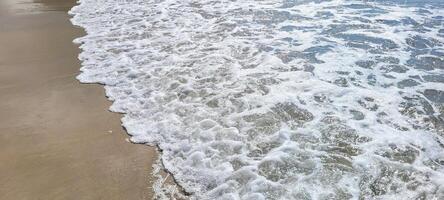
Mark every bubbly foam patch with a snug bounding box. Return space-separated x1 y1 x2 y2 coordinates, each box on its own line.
70 0 444 199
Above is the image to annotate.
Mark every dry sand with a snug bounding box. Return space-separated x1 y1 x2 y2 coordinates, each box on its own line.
0 0 157 199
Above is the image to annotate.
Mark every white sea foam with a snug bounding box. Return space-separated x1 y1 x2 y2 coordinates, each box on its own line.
70 0 444 199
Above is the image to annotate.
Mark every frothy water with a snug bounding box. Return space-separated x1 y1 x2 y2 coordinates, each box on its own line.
70 0 444 199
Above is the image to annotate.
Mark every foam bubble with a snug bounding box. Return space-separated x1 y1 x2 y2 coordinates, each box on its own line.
70 0 444 199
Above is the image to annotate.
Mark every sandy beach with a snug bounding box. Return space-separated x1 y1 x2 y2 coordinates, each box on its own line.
0 0 156 199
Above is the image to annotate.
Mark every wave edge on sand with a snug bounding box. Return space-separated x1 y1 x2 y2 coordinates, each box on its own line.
69 0 444 199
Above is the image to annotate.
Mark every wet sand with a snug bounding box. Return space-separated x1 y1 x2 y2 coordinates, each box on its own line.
0 0 156 199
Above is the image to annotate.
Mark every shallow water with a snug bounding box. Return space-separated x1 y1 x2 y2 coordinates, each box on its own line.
70 0 444 199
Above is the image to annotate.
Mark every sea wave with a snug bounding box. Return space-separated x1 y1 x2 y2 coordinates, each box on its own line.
70 0 444 199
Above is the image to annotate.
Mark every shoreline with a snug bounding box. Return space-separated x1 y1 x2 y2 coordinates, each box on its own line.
0 0 157 199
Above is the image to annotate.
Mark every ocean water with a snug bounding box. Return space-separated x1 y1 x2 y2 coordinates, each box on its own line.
69 0 444 199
